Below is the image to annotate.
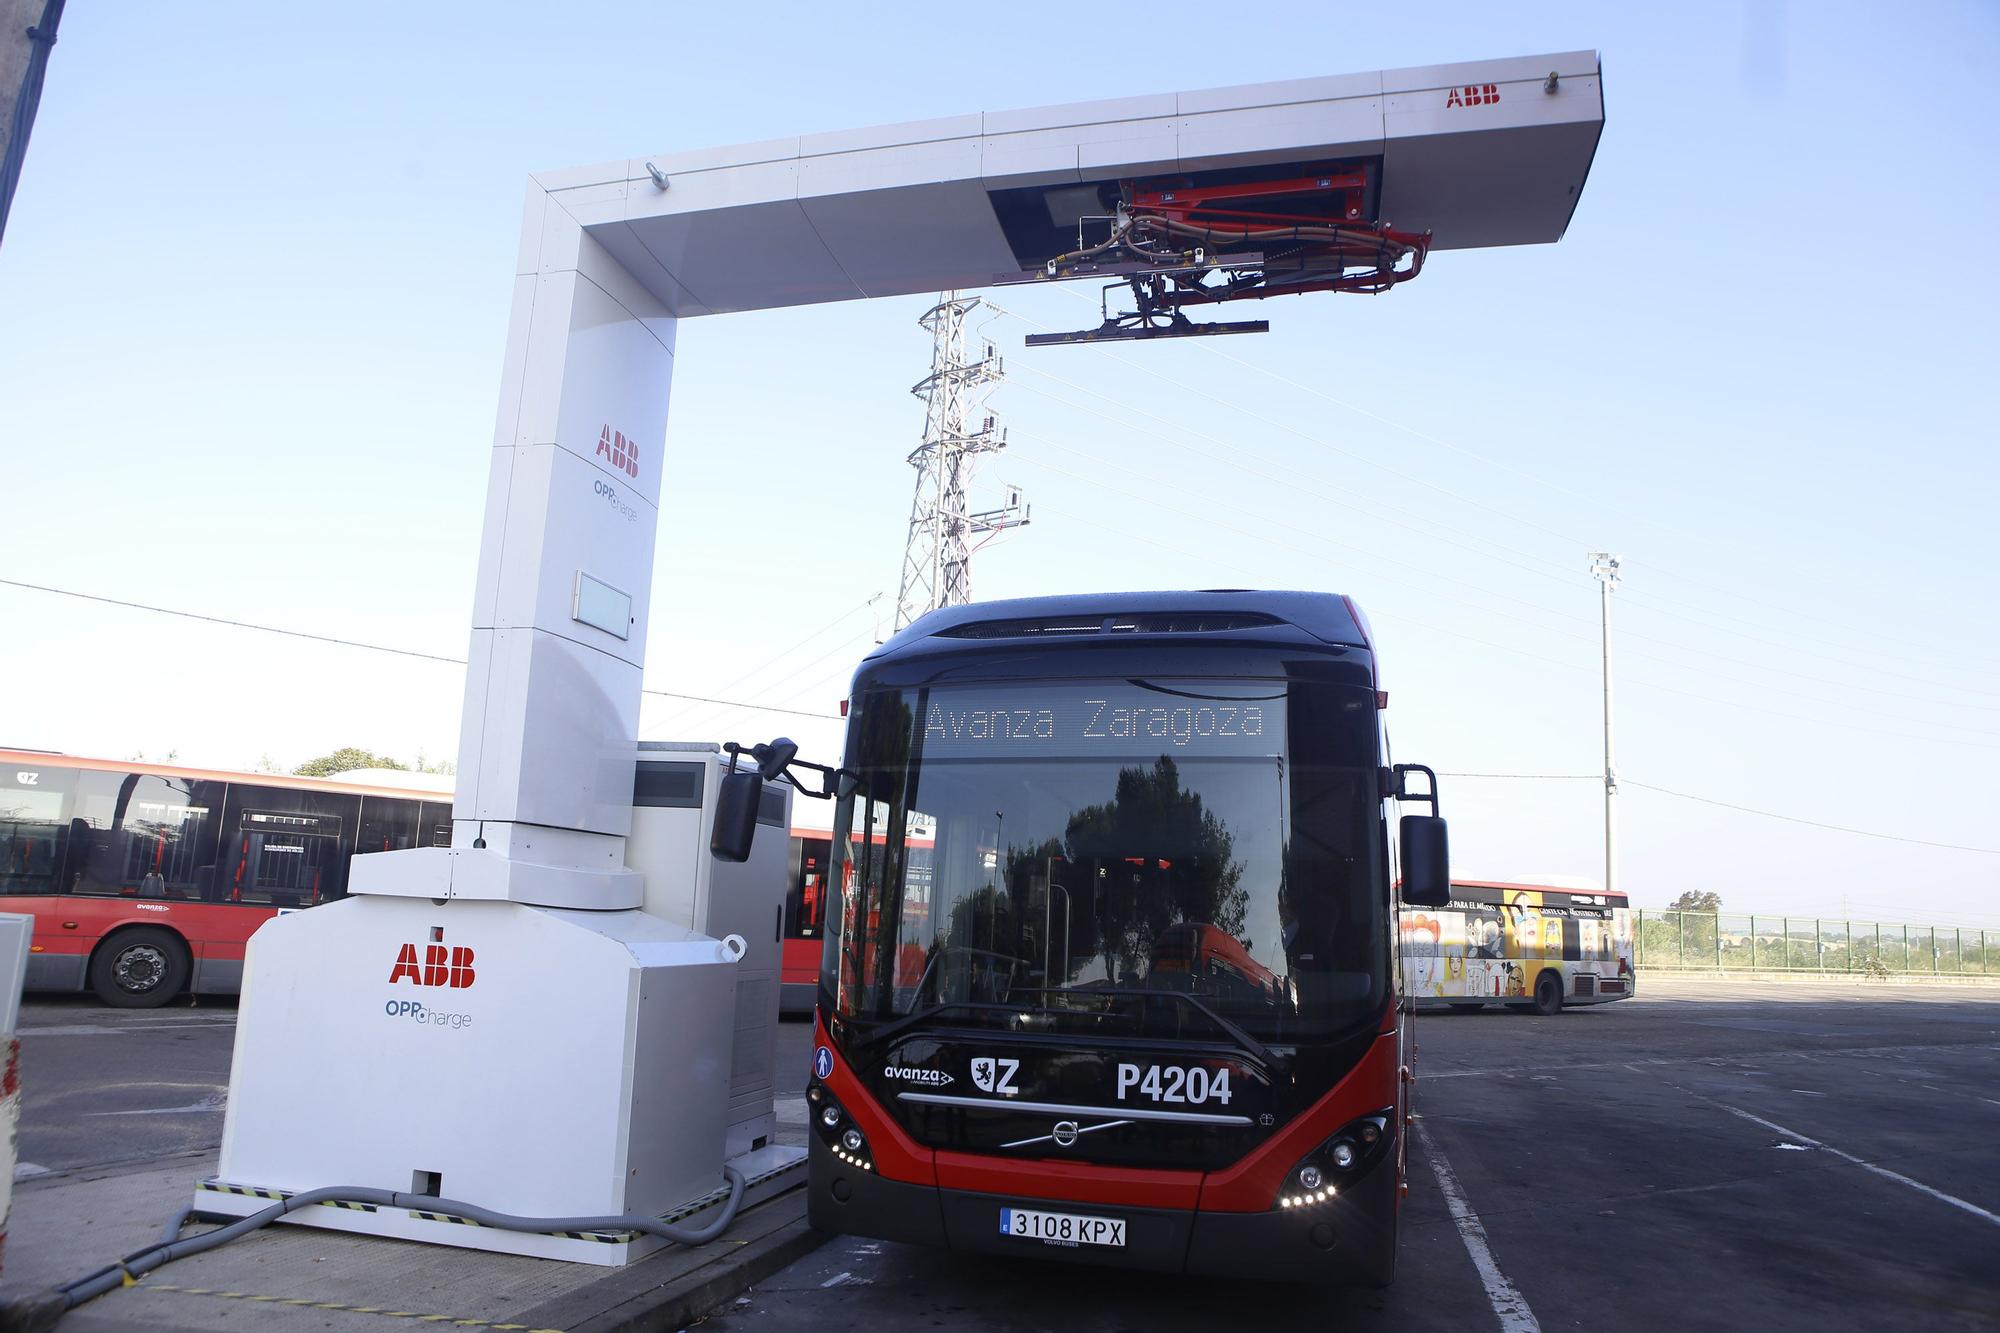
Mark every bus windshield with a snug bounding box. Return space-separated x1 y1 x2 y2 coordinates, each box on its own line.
824 678 1386 1044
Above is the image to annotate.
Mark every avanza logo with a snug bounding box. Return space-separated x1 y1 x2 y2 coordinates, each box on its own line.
597 425 641 479
1445 84 1500 108
389 931 476 989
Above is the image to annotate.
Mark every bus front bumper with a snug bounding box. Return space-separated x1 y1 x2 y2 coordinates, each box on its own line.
807 1135 1398 1283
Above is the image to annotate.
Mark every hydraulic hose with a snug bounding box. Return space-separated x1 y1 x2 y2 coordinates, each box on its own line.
55 1164 748 1312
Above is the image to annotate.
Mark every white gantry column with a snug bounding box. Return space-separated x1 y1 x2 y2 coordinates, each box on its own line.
351 184 677 910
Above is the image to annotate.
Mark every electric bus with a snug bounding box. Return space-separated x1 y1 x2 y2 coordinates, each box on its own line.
800 591 1450 1285
1400 878 1634 1015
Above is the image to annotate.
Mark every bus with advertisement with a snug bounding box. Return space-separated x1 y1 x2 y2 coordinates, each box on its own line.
0 750 452 1007
799 591 1452 1285
1399 878 1634 1016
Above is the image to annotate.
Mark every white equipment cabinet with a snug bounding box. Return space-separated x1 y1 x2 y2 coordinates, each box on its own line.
199 747 802 1265
623 743 795 1159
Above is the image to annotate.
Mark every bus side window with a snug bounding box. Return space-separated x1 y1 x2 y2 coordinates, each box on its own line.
356 797 423 856
67 769 223 901
0 779 70 896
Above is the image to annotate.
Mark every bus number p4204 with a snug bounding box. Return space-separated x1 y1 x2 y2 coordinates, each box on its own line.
1115 1063 1232 1106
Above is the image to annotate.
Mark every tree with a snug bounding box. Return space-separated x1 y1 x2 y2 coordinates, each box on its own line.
411 749 456 776
1059 757 1247 984
294 747 408 777
1665 890 1722 967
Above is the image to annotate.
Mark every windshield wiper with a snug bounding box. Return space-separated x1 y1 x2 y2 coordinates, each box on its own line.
856 997 1113 1051
855 992 1278 1069
1107 989 1278 1068
855 1001 985 1052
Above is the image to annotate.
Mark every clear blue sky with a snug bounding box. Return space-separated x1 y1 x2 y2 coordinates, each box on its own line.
3 2 1996 927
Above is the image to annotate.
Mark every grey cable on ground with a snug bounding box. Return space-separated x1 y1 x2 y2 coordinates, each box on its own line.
56 1166 747 1310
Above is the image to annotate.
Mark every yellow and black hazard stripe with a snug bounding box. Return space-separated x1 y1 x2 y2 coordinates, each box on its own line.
196 1180 377 1212
143 1283 562 1330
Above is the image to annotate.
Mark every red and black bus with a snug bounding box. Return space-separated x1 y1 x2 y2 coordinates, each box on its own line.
783 821 934 1015
802 591 1450 1285
784 828 834 1014
1 750 451 1006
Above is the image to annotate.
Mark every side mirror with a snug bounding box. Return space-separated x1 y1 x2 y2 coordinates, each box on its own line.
1400 814 1450 908
710 771 764 863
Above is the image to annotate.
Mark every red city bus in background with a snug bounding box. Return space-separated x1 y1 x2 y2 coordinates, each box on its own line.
784 819 931 1015
0 750 451 1007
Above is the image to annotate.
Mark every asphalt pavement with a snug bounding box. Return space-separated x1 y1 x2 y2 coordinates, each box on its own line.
11 996 816 1182
12 995 241 1180
714 979 2000 1332
8 980 1998 1330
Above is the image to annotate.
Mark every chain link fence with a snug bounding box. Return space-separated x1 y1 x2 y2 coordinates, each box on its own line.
1635 911 1998 976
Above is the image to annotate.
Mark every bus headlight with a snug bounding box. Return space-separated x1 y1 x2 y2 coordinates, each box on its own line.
809 1083 875 1172
1274 1109 1394 1211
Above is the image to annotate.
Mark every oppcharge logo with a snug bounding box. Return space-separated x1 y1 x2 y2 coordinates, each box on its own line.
384 999 474 1031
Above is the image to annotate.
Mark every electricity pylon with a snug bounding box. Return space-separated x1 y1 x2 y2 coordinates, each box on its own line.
894 294 1028 630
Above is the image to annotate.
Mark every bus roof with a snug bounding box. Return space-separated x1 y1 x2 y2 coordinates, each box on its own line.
867 590 1370 662
0 749 455 803
1453 876 1622 900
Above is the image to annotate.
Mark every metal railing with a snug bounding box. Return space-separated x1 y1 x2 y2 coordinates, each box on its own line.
1635 911 1998 976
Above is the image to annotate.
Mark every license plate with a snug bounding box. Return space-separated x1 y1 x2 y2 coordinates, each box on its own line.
999 1206 1126 1247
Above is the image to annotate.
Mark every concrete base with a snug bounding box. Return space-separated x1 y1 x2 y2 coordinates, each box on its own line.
191 1144 806 1267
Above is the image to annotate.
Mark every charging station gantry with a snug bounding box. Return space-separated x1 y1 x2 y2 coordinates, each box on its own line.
205 53 1605 1263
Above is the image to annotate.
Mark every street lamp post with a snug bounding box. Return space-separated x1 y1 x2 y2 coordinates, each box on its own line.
1589 551 1622 896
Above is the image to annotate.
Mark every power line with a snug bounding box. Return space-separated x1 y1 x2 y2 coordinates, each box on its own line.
17 575 1993 849
1440 773 1597 780
638 688 837 722
1621 780 2000 856
999 327 2000 716
999 431 2000 745
1438 772 2000 859
1031 285 1998 684
645 593 882 734
0 576 465 664
0 576 840 721
652 625 873 736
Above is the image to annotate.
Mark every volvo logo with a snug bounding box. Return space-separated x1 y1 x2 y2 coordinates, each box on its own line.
1051 1120 1079 1148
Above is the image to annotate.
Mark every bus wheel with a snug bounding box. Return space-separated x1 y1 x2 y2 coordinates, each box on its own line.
1531 971 1564 1016
90 928 190 1009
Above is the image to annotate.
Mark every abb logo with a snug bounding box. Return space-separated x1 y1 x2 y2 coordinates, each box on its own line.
1445 84 1500 108
389 932 476 989
597 425 640 479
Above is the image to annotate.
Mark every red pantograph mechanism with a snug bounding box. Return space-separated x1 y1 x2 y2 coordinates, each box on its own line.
1025 169 1431 345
